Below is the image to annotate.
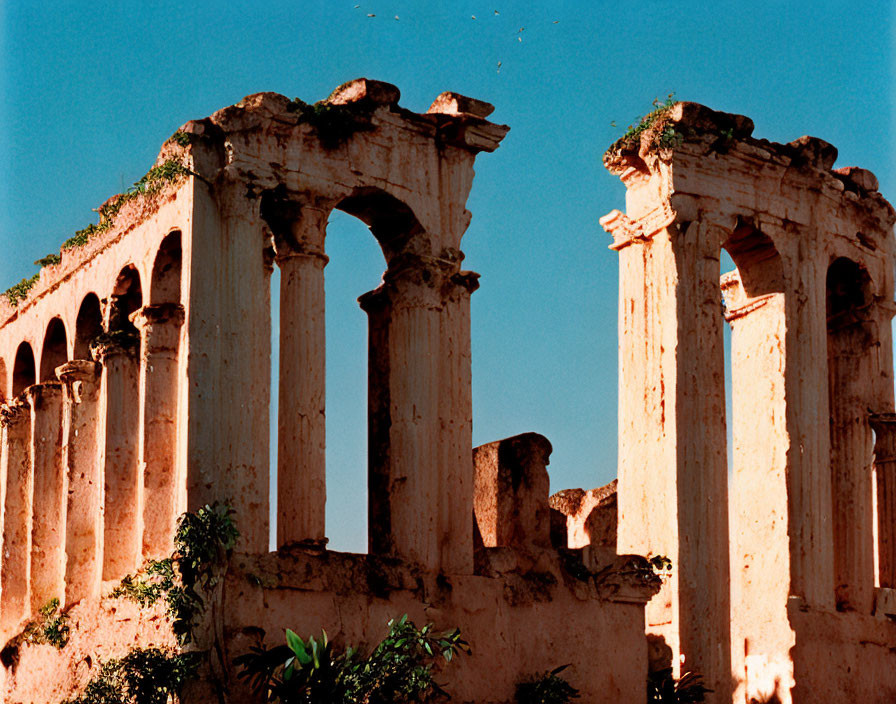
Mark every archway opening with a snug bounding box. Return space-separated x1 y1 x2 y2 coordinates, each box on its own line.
74 294 103 359
323 208 387 553
151 231 182 304
110 265 143 334
12 342 36 396
40 318 68 381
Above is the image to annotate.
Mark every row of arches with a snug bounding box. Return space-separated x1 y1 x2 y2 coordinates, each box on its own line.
1 231 182 400
0 230 183 632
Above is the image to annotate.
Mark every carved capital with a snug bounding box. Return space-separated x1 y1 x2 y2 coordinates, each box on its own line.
56 360 101 405
448 270 481 298
25 381 62 405
130 303 185 331
91 331 139 362
129 304 185 355
593 554 664 604
601 202 677 251
0 398 30 427
274 245 329 267
357 285 390 315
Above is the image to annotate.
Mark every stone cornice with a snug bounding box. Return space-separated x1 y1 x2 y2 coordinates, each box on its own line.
601 202 677 251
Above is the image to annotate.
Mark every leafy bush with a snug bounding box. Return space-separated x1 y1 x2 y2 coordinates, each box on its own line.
516 664 580 704
236 614 469 703
112 502 238 645
3 273 40 307
648 668 710 703
63 648 199 704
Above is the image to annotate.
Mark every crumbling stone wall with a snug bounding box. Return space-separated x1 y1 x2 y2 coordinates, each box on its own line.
0 80 659 703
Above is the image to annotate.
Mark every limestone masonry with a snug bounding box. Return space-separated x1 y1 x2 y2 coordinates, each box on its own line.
0 80 894 702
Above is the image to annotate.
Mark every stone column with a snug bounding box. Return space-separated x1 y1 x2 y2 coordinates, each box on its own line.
26 382 65 610
828 312 876 613
786 248 835 609
604 211 731 701
0 399 32 631
870 413 896 589
275 234 328 548
722 273 795 702
438 271 479 574
131 304 184 559
186 178 271 552
360 256 472 572
57 360 102 604
93 337 141 581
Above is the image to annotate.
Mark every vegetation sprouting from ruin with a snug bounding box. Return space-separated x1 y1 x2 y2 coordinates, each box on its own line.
168 130 193 147
235 614 469 703
112 501 239 646
63 648 200 704
515 664 580 703
3 273 41 307
1 158 191 308
286 97 376 149
22 598 70 650
61 159 191 251
34 253 62 267
607 94 683 155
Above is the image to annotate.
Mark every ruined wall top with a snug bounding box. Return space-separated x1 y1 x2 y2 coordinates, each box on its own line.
601 101 894 251
0 78 508 332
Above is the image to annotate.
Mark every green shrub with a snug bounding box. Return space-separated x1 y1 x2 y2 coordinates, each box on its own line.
516 664 580 703
63 648 199 704
112 501 238 646
648 668 710 703
236 614 469 703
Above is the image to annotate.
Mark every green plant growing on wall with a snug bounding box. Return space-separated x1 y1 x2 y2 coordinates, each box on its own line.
34 253 62 267
61 158 191 252
168 130 193 147
63 648 200 704
235 614 469 703
608 94 683 154
3 273 40 306
286 97 375 149
112 501 239 646
22 598 70 650
515 664 580 704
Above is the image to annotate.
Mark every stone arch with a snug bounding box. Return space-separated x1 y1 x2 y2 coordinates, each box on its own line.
12 342 36 396
74 293 104 359
109 265 143 333
0 357 6 399
40 317 68 381
826 256 876 612
335 187 428 263
150 230 182 304
722 221 784 297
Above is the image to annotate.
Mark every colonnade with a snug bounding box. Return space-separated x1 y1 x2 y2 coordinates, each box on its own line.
0 302 184 635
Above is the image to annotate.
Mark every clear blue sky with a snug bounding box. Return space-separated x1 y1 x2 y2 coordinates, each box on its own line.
1 1 893 552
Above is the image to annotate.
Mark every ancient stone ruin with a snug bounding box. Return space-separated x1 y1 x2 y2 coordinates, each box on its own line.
0 80 894 703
